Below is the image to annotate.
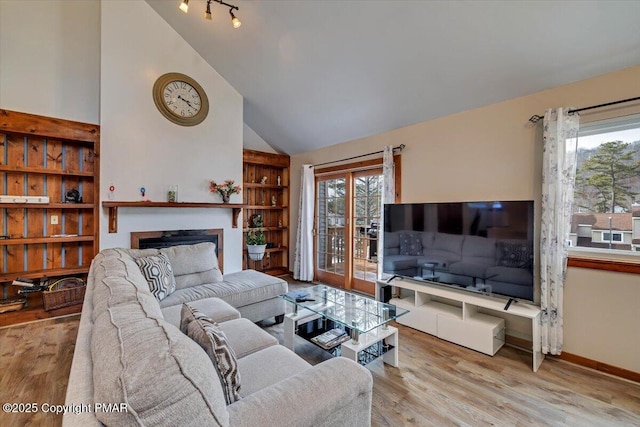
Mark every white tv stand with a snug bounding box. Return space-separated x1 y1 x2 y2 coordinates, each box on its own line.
376 278 544 372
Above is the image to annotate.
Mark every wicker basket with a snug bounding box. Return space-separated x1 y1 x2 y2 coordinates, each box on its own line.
42 278 86 311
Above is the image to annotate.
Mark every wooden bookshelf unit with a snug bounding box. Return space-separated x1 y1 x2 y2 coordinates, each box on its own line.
0 109 100 325
242 149 290 276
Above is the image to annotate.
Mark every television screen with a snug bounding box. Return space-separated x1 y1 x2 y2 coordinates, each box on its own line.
383 201 535 302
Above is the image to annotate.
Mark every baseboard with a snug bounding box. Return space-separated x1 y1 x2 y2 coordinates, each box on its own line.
554 352 640 383
505 335 639 383
505 335 532 351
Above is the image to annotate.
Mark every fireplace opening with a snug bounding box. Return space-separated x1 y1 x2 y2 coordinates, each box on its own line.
131 229 224 271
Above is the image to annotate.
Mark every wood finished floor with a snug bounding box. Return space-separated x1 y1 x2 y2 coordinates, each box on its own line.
1 312 639 426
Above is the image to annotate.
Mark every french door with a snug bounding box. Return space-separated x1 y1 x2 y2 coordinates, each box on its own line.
315 169 382 294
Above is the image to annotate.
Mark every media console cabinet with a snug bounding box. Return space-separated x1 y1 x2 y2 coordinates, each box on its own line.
375 278 544 372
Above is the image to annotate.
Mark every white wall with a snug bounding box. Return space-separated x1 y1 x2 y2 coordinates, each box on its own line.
243 123 278 153
0 0 100 123
100 0 244 272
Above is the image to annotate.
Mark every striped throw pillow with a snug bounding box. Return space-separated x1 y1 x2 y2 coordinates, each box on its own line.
181 304 241 405
135 253 176 301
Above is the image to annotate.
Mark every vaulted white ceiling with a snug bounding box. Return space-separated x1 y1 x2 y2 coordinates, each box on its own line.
146 0 640 155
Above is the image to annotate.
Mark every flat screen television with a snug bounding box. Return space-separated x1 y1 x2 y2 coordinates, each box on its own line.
383 200 535 302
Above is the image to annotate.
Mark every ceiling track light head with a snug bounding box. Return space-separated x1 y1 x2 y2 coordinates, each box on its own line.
229 8 241 29
179 0 241 28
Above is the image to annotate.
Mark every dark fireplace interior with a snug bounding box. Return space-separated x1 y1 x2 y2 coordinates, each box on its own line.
131 229 224 271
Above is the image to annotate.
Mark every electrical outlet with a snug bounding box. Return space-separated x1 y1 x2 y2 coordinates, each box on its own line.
51 215 59 225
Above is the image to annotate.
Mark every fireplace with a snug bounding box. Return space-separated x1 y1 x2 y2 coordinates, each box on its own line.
131 228 224 271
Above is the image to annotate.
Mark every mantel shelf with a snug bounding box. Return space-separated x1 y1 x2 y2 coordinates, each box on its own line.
102 201 247 233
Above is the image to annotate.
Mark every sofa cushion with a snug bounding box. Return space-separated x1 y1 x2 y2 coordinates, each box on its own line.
135 253 176 301
160 243 223 289
162 297 241 328
399 232 423 255
159 270 287 309
236 345 311 397
91 304 229 427
218 318 278 359
181 304 241 405
497 241 533 269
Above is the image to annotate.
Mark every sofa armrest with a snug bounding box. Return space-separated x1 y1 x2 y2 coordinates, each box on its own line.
227 357 372 427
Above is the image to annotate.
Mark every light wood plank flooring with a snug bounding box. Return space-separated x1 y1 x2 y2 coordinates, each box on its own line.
2 313 639 426
0 315 79 427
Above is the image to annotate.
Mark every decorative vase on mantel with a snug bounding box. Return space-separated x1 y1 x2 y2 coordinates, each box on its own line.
221 193 230 204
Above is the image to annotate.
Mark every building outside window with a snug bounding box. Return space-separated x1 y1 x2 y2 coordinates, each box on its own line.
570 114 640 255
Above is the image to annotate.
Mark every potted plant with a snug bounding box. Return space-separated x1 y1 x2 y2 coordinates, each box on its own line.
246 229 267 261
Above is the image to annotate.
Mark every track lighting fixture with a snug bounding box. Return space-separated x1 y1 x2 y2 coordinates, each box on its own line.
179 0 242 29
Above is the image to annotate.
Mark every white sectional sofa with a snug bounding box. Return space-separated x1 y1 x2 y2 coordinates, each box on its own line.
63 244 373 426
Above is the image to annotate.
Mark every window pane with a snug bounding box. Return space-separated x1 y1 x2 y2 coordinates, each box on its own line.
571 115 640 254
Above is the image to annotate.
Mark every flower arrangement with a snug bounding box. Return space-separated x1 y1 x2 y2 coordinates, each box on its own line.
209 179 241 203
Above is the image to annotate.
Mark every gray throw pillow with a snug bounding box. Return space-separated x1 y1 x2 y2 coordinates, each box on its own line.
497 241 533 269
399 232 423 256
181 304 241 405
135 253 176 301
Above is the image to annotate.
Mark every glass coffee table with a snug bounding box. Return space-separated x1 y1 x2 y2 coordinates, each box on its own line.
280 285 409 367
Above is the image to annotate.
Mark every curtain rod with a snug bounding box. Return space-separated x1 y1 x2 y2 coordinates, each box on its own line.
528 96 640 123
311 144 406 167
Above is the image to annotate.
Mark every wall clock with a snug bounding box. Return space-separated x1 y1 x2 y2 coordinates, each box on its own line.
153 72 209 126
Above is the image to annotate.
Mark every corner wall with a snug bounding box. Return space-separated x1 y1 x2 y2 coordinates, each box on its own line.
291 65 640 373
0 0 100 123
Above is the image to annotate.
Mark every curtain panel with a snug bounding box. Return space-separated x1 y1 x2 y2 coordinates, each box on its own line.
540 108 579 355
293 165 315 281
378 146 396 280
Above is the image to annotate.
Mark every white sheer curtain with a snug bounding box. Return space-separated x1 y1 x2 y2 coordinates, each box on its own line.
378 146 395 280
540 108 579 355
293 164 315 281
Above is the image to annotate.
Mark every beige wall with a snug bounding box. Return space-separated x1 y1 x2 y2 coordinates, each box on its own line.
291 65 640 373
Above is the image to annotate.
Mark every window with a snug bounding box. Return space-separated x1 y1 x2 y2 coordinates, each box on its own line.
570 114 640 257
602 232 622 242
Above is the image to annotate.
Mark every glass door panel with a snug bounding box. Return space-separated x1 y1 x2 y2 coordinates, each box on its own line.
315 176 348 288
351 172 382 294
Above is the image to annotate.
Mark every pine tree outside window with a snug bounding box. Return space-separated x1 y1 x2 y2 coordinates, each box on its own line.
570 114 640 255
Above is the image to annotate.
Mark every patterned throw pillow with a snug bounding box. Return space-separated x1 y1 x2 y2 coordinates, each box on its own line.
399 232 423 256
135 253 176 301
497 241 533 269
181 304 241 405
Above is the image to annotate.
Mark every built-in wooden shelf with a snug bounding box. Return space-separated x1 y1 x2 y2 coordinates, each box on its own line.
0 203 94 209
0 165 93 177
0 236 94 245
243 183 286 189
244 205 288 210
242 227 288 232
102 201 247 233
0 266 90 283
243 246 288 254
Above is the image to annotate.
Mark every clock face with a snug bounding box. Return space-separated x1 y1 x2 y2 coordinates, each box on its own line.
163 80 202 118
153 73 209 126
